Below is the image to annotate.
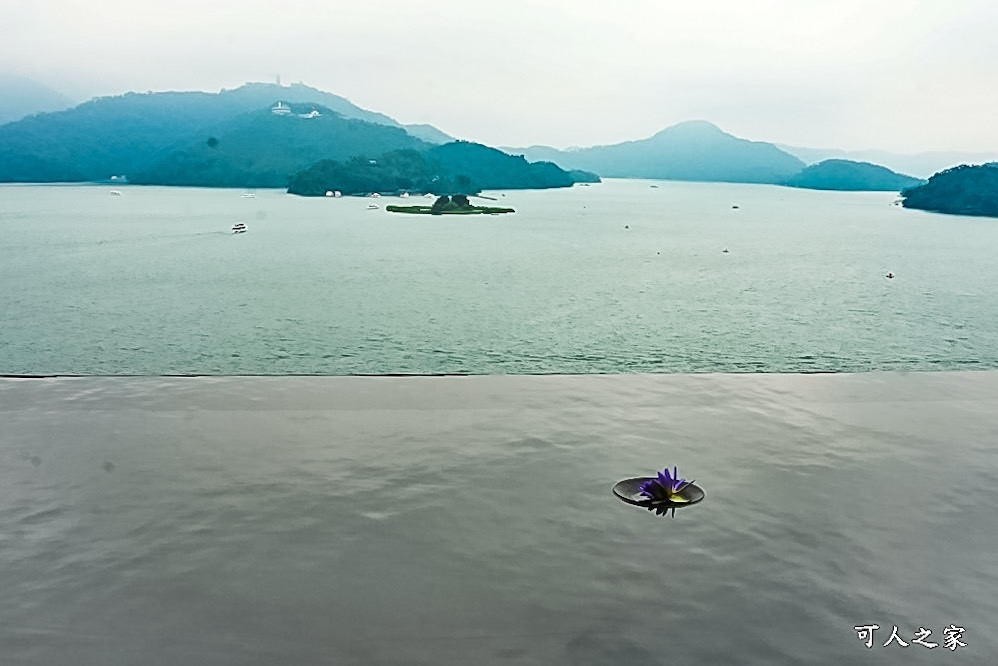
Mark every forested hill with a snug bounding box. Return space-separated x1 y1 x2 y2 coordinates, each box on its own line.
901 164 998 217
0 82 441 183
131 105 429 188
783 159 924 191
287 141 585 196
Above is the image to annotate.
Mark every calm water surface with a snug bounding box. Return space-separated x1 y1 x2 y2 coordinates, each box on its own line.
2 373 996 664
3 181 998 375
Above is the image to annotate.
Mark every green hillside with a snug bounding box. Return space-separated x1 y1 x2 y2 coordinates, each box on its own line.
901 164 998 217
131 105 428 188
287 141 580 196
783 159 924 191
0 82 440 183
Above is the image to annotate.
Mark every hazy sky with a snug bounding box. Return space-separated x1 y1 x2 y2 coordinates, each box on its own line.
3 0 997 152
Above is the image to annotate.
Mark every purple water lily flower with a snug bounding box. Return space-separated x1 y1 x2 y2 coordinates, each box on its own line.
639 466 694 502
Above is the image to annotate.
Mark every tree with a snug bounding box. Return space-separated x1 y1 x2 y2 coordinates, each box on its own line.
430 195 450 214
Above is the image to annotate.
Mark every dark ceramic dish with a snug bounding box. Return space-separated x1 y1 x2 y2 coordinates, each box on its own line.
612 478 705 508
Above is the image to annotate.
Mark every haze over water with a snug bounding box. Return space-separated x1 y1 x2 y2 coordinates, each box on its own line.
2 180 997 376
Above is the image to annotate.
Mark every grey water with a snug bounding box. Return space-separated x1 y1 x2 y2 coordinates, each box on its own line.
2 180 998 375
2 373 997 664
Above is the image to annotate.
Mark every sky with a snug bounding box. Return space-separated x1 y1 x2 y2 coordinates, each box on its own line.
3 0 998 153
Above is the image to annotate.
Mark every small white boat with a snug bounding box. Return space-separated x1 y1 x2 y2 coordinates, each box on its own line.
367 204 379 210
241 193 256 199
108 190 122 196
232 223 247 234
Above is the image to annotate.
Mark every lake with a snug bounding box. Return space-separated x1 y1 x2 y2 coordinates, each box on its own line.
1 181 996 664
2 180 997 375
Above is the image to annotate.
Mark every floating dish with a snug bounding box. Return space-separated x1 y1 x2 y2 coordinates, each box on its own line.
613 478 704 507
613 466 704 517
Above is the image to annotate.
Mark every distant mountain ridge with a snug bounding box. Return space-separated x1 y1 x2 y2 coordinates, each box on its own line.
0 73 74 125
507 121 806 184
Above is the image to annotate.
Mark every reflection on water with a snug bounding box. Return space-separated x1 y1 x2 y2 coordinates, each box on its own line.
2 372 997 664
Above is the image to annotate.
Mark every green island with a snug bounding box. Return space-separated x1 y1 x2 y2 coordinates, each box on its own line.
782 159 923 191
901 163 998 217
386 195 514 215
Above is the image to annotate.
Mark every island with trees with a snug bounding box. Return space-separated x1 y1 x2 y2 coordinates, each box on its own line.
386 195 515 215
782 159 924 191
901 163 998 217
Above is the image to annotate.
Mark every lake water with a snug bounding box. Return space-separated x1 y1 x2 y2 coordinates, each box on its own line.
2 180 998 375
2 182 997 664
2 373 996 664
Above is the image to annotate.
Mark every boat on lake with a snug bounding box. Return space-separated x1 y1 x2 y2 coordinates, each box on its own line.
232 223 247 234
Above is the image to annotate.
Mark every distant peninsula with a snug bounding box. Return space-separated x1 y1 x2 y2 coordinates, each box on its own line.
901 164 998 217
386 195 514 215
287 141 587 196
783 159 924 191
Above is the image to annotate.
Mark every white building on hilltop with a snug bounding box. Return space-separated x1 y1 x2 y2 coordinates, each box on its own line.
271 101 292 115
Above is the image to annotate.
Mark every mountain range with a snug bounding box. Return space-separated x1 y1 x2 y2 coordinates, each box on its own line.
0 81 461 184
0 78 988 193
